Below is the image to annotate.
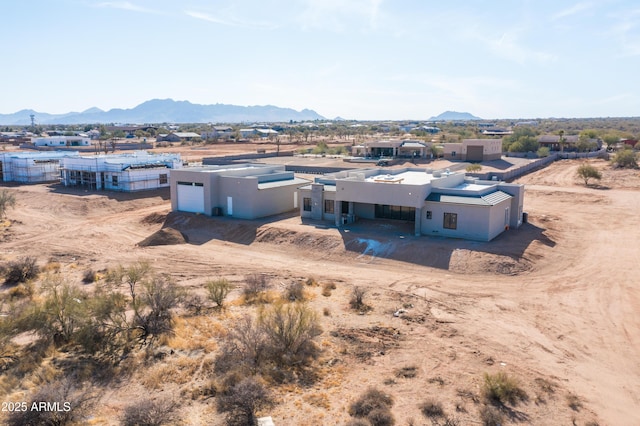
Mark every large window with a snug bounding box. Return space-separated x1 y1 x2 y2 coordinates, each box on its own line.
375 204 415 221
112 175 118 187
159 174 168 184
303 197 312 212
324 199 334 214
443 212 457 229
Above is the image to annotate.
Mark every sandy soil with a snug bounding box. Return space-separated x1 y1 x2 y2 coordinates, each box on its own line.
1 158 639 425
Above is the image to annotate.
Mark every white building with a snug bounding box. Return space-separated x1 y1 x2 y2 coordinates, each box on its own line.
61 151 183 191
32 136 91 147
299 167 524 241
0 151 79 183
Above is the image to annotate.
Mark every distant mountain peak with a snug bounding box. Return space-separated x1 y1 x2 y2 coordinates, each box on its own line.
429 111 482 121
0 99 325 125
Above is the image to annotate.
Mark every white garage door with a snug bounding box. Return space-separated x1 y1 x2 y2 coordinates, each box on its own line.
176 182 205 213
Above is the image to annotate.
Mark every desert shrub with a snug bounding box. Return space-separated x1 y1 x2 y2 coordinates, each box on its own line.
350 286 369 311
349 387 394 418
576 163 602 185
367 408 396 426
3 256 39 285
135 276 182 341
216 376 273 426
566 392 582 411
183 293 205 315
305 277 318 286
482 372 528 406
121 396 179 426
82 268 97 284
206 278 232 307
243 273 271 303
479 405 503 426
612 148 638 168
345 420 370 426
0 189 16 219
258 302 322 365
420 398 444 418
395 365 418 379
465 164 481 172
323 307 331 316
5 379 95 426
7 282 34 299
321 282 335 297
214 314 269 376
537 146 550 157
283 281 305 301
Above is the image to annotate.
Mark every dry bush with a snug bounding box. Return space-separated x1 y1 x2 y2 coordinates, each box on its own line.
206 278 232 307
367 408 396 426
349 387 394 418
243 274 272 303
395 365 418 379
566 392 583 411
350 286 371 311
214 314 269 377
305 277 318 286
167 316 220 352
3 256 39 285
420 398 445 418
121 396 179 426
7 282 34 299
321 282 335 297
82 268 97 284
283 281 306 302
136 276 182 342
5 378 96 426
142 356 200 389
479 405 503 426
258 302 322 366
482 371 528 406
216 376 273 426
323 307 331 316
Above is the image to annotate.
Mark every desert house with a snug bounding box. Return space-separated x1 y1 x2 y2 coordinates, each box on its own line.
32 136 91 147
537 135 602 151
170 164 309 219
61 151 182 191
299 167 524 242
0 151 79 183
442 139 502 161
156 132 201 143
351 140 432 159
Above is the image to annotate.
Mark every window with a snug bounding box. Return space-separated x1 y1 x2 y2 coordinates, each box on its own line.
451 151 456 157
112 175 119 187
303 197 312 212
159 174 168 184
426 210 432 220
324 199 334 214
443 212 457 229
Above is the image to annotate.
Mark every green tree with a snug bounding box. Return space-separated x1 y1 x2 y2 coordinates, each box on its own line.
537 146 550 157
206 278 232 308
602 133 620 150
576 163 602 186
612 148 638 168
0 189 16 219
503 127 539 152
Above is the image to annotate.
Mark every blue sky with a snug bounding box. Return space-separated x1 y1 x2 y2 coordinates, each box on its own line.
2 0 639 120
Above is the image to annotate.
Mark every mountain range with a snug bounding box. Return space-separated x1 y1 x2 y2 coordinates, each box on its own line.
0 99 325 125
428 111 482 121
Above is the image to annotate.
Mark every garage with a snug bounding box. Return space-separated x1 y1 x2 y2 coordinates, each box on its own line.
176 181 205 213
466 145 484 162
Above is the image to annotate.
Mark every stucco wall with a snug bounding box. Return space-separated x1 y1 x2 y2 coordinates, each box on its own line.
421 202 492 241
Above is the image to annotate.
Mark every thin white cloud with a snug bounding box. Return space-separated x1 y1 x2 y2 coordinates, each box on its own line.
95 1 156 14
297 0 385 32
185 10 278 30
608 8 640 57
551 2 595 21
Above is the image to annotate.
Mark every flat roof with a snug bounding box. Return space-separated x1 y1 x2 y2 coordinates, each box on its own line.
258 177 310 189
364 170 436 185
427 190 511 206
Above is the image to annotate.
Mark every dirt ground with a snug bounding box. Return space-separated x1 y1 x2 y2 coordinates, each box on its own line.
1 158 639 425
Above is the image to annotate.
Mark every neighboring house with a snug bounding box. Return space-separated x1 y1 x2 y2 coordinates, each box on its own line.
351 140 432 159
299 167 524 241
61 151 182 191
537 135 602 151
0 151 79 183
442 139 502 161
32 136 91 147
480 128 513 136
415 126 441 134
256 128 278 138
170 164 310 219
156 132 201 143
200 126 234 140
